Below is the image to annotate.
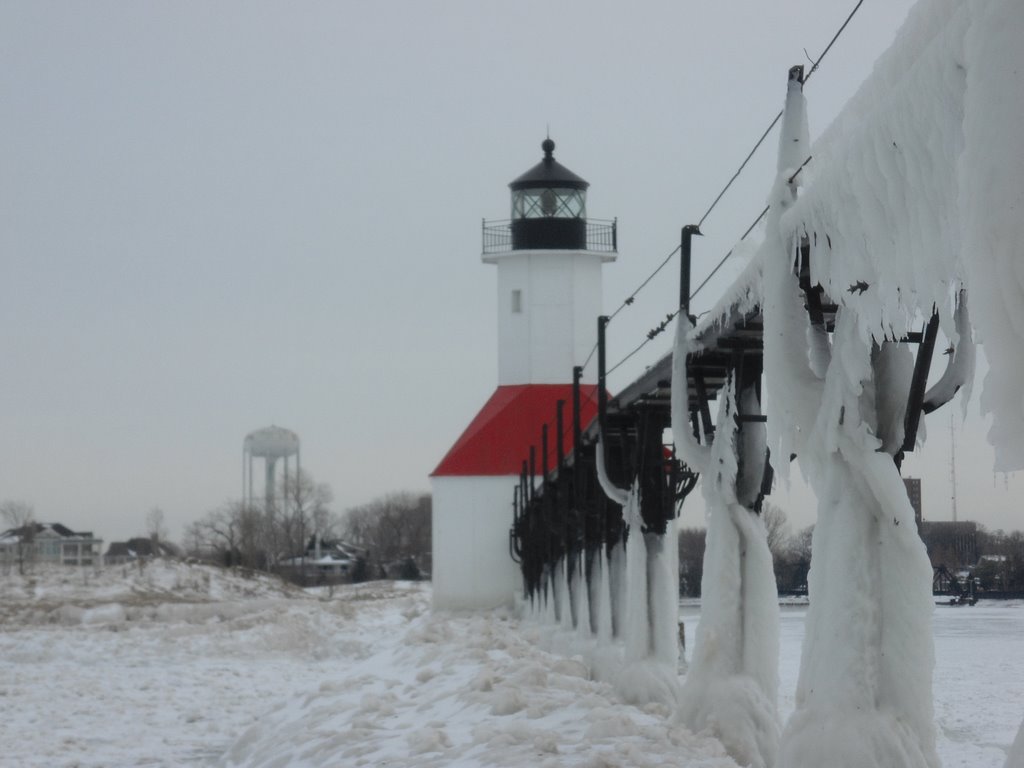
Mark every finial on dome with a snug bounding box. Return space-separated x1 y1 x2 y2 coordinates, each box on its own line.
542 137 555 159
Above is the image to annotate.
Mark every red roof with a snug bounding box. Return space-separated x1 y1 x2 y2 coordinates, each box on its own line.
432 384 600 477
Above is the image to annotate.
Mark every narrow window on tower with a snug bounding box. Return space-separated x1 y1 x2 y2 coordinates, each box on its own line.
511 289 523 314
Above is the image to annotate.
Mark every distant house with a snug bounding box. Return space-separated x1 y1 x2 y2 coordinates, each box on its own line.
978 554 1007 565
104 537 178 566
0 523 103 567
279 536 366 580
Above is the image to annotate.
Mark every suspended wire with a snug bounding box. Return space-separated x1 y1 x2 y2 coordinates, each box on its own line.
694 0 866 230
608 310 680 377
803 0 866 86
578 242 682 374
580 340 599 374
532 1 868 486
689 204 769 303
697 115 782 230
608 245 681 322
691 151 814 302
569 386 599 442
591 0 865 384
609 159 814 377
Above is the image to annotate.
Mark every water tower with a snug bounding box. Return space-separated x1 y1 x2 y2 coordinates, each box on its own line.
243 426 300 511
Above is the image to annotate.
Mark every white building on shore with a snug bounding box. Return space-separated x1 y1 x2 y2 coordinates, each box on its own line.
0 522 103 568
431 139 612 610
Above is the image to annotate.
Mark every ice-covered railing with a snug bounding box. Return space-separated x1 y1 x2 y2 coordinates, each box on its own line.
780 0 1024 470
760 3 1023 766
512 353 693 707
671 312 781 768
512 3 1024 767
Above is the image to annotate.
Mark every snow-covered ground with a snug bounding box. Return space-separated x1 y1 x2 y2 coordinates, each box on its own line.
0 562 1021 767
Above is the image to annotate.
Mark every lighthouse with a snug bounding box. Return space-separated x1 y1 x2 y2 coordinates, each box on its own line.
431 139 617 610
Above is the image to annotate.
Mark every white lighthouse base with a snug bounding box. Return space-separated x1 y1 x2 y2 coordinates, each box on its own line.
431 475 521 610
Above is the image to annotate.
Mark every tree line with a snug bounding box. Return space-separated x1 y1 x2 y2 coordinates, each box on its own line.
969 528 1024 591
679 504 1024 596
1 469 430 583
182 472 431 582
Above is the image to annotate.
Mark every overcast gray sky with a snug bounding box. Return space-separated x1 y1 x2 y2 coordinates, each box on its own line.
3 0 1019 545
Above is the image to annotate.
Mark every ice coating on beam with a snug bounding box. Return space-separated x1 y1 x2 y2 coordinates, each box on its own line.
780 1 1024 469
761 73 823 482
756 17 942 763
613 487 682 707
959 0 1024 471
673 318 779 767
622 491 649 664
781 2 968 343
775 309 939 768
510 1 1024 756
923 292 974 416
670 317 711 471
595 434 630 507
694 247 764 342
595 451 681 706
673 376 780 768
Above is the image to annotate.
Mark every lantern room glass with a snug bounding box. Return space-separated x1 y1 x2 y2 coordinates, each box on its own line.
511 187 587 220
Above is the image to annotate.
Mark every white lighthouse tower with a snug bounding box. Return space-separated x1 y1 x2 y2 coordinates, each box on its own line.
431 139 616 610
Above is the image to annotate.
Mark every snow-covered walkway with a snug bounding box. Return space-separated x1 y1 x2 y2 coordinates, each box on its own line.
0 563 1021 767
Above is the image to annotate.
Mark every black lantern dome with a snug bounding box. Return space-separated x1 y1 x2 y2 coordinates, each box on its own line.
508 139 589 250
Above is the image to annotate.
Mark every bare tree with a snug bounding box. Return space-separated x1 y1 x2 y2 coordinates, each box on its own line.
342 493 431 575
678 527 707 597
774 524 814 593
182 471 336 575
189 502 244 567
280 470 336 561
761 502 790 559
146 506 169 548
1 500 36 575
235 501 268 570
182 520 206 559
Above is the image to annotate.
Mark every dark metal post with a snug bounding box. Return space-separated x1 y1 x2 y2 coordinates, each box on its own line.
510 486 521 563
556 400 566 469
900 311 941 464
520 460 528 510
572 366 583 462
597 316 609 438
541 424 549 481
694 374 714 441
680 224 701 320
529 446 536 503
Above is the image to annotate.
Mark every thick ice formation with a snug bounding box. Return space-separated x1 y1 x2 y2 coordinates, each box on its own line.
923 292 974 416
672 321 780 768
958 1 1024 470
761 76 822 480
522 431 681 707
781 1 1024 470
757 7 989 764
773 310 940 768
597 438 681 706
1008 726 1024 768
740 3 1024 760
622 489 651 664
511 2 1024 759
